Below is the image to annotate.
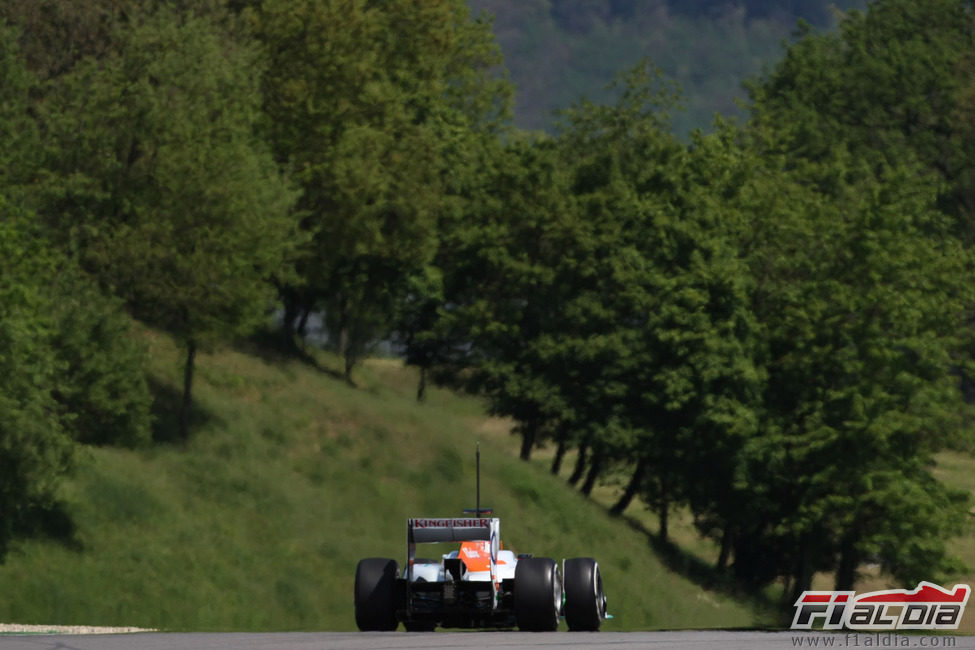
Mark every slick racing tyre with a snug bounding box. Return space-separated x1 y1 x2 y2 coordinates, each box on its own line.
563 557 606 631
354 558 399 631
514 557 561 631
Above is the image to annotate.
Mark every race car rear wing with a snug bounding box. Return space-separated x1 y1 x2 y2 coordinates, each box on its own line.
408 518 498 543
406 518 501 583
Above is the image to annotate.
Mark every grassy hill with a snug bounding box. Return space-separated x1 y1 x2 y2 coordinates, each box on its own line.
0 328 769 631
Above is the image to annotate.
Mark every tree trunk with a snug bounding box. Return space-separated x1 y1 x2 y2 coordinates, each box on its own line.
716 527 733 571
550 440 566 475
580 452 602 496
296 307 311 340
179 339 196 442
657 475 670 542
790 539 814 605
519 423 536 461
658 499 669 542
610 459 647 516
416 366 427 403
343 344 356 386
568 441 588 486
337 294 355 385
834 535 858 591
782 573 794 606
282 295 299 340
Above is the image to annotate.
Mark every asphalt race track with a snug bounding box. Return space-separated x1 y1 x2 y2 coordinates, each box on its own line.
1 631 975 650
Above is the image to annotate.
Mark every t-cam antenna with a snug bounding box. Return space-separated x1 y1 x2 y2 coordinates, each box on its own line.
464 442 492 516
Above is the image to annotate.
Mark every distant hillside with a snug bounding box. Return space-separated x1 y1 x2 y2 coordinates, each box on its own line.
469 0 868 136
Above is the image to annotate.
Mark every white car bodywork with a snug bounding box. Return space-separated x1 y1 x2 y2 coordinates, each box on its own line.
411 548 519 583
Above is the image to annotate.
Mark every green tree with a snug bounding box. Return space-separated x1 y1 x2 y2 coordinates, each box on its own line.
0 21 38 198
0 28 71 546
715 128 973 596
747 0 975 237
0 0 125 81
737 0 975 595
395 128 512 403
1 18 154 450
254 0 509 382
0 0 246 81
0 202 75 559
49 271 153 448
555 63 761 530
427 136 579 459
36 7 300 439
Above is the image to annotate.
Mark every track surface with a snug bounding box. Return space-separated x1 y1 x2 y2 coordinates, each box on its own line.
1 631 974 650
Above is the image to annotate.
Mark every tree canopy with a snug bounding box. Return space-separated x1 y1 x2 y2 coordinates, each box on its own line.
255 0 510 382
30 6 301 439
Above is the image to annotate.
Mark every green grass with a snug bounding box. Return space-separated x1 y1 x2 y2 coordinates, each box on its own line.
529 419 975 634
0 329 767 631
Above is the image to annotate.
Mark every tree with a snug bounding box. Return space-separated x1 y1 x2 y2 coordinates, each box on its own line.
431 136 580 459
0 18 156 451
254 0 510 382
747 0 975 237
48 270 153 448
0 20 39 199
0 201 75 559
395 128 511 403
713 127 974 596
0 24 155 563
550 63 761 532
0 0 126 81
35 7 300 439
735 0 975 595
0 28 72 555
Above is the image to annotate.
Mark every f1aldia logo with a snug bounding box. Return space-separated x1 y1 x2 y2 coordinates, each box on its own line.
792 582 971 631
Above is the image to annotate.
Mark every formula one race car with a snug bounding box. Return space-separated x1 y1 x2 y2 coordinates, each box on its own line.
354 515 608 631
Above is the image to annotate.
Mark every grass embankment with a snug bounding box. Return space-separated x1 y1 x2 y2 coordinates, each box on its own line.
531 440 975 634
0 329 767 631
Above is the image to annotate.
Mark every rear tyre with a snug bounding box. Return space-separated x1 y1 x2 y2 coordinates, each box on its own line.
354 558 399 631
514 557 561 631
563 557 606 631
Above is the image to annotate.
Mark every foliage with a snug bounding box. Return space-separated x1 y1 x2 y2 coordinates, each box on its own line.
0 202 74 559
437 135 580 458
0 23 154 561
48 271 153 448
734 0 975 593
0 0 126 81
747 0 975 237
0 21 38 199
700 124 975 594
32 6 300 438
254 0 510 381
554 63 762 524
38 7 299 344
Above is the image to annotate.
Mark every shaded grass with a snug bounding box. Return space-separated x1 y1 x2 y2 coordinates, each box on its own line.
527 420 975 632
0 329 763 631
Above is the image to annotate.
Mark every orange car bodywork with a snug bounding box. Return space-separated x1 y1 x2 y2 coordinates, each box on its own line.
459 540 507 573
